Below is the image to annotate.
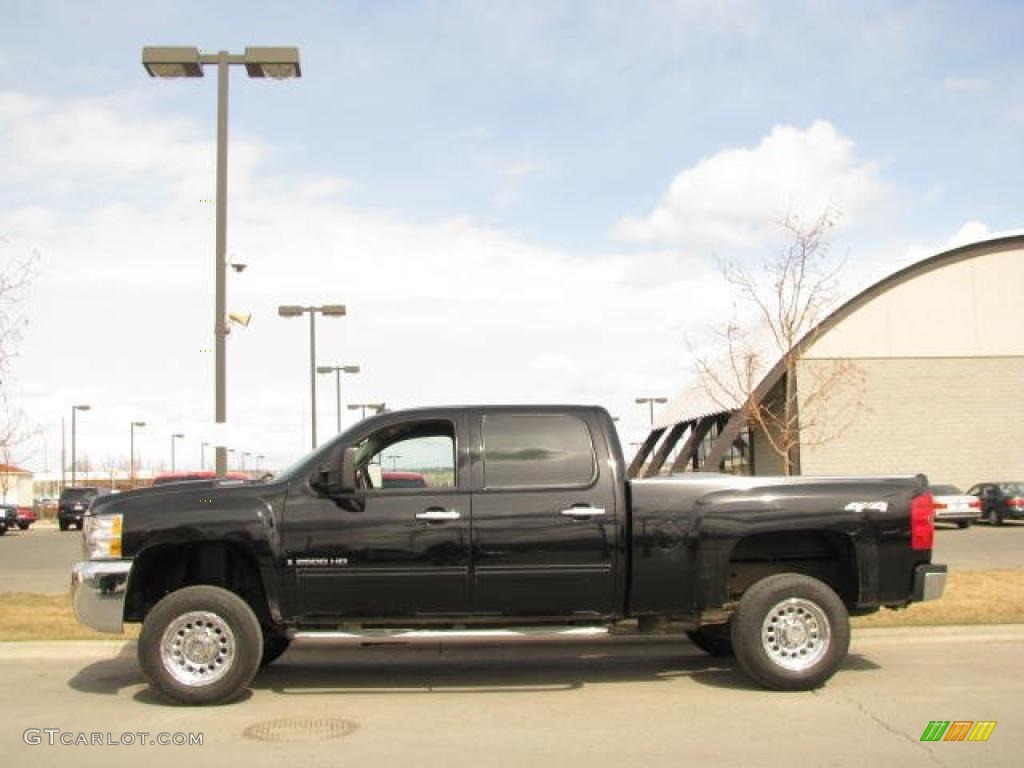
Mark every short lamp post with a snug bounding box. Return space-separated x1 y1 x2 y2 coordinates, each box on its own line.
170 433 184 473
130 421 146 487
635 396 668 428
316 364 360 434
143 45 301 478
278 304 347 449
70 404 91 488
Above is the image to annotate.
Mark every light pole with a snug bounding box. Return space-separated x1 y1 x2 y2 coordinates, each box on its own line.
348 402 387 421
130 421 146 487
635 397 668 428
170 433 184 472
70 404 91 488
257 454 265 471
228 449 237 470
278 305 347 449
143 45 301 478
242 451 252 471
201 441 210 471
317 364 360 434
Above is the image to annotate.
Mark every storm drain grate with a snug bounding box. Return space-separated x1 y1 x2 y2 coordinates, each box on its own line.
242 717 358 743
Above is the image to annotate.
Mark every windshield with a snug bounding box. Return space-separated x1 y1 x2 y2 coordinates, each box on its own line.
930 485 961 495
59 489 97 502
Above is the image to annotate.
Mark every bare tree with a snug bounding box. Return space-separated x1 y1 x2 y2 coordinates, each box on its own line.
694 208 865 475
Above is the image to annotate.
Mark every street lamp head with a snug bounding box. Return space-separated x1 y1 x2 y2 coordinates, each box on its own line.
654 397 668 404
244 47 301 79
316 366 334 375
173 433 185 439
142 46 204 78
277 305 304 317
132 421 146 428
346 404 361 411
319 304 347 317
73 404 91 412
342 365 361 374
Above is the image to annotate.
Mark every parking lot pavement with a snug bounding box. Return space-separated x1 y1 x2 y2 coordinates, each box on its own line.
1 625 1021 768
2 520 1022 596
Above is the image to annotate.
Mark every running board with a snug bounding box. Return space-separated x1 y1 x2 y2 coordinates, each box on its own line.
291 626 610 641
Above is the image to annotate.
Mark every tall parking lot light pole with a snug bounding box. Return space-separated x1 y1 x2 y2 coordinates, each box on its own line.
201 441 210 471
317 364 360 434
130 421 146 487
170 433 184 472
348 402 387 421
70 404 91 488
635 396 668 428
278 305 347 449
143 46 301 478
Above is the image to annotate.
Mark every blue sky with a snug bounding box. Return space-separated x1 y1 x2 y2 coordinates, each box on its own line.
1 1 1022 472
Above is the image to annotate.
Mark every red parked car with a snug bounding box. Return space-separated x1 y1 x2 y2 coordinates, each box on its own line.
15 506 37 530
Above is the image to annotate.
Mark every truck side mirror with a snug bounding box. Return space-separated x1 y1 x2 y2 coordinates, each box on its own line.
315 446 358 496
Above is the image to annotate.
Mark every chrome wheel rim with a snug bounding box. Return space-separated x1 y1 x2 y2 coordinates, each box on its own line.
761 597 830 671
160 611 235 687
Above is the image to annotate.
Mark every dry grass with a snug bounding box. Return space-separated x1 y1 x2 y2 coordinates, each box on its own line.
0 569 1021 640
851 569 1024 628
0 592 139 641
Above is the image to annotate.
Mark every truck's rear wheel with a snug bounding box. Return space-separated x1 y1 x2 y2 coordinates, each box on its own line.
731 573 849 691
686 622 733 656
138 585 263 705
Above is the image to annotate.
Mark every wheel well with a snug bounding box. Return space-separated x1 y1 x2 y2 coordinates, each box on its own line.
124 540 272 626
726 531 859 606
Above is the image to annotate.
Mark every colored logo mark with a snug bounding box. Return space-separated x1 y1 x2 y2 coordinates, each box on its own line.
920 721 996 742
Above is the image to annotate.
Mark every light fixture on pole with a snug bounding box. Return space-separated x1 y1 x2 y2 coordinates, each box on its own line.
316 364 360 434
201 441 210 471
170 433 185 472
143 45 301 479
278 304 347 449
347 402 387 420
635 396 668 428
130 421 146 487
70 405 91 488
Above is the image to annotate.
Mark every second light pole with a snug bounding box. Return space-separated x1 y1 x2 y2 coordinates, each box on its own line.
635 396 668 428
170 433 184 472
70 404 91 488
130 421 146 487
279 304 347 449
316 364 360 434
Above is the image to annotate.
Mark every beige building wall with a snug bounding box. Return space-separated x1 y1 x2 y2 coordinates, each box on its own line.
797 356 1024 490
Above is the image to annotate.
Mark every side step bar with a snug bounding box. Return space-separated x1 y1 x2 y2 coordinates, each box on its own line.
291 626 610 642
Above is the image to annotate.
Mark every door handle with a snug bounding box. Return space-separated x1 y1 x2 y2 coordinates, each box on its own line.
416 508 461 522
560 506 607 518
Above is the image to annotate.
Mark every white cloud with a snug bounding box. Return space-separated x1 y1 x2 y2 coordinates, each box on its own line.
613 120 889 249
0 91 724 470
942 77 991 93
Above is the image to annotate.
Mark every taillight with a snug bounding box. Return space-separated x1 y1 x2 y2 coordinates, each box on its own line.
911 492 935 550
1010 498 1024 509
969 499 981 509
932 502 947 510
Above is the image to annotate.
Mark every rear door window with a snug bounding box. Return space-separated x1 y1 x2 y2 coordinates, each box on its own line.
482 413 597 489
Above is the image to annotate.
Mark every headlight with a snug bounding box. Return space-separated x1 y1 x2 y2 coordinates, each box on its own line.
83 514 123 559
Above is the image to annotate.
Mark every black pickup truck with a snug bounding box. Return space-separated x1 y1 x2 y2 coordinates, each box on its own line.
71 405 946 705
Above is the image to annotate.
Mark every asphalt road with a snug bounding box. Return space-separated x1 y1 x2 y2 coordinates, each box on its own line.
0 625 1020 767
2 519 1021 595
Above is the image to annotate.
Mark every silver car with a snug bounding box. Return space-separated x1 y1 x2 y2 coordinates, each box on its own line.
930 484 982 528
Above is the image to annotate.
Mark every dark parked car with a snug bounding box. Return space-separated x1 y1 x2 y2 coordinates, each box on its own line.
967 482 1024 525
58 487 110 531
381 471 428 488
0 505 15 535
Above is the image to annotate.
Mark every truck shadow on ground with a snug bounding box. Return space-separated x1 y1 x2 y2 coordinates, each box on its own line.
66 637 880 705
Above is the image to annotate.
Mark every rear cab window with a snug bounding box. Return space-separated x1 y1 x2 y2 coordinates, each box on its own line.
482 413 597 489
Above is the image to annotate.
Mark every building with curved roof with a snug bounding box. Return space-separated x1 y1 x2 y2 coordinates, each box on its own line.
629 232 1024 491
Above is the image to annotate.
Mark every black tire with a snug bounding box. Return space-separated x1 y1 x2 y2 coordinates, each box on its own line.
731 573 850 691
58 520 69 531
18 523 29 530
993 510 1005 526
0 526 5 536
260 631 292 667
956 520 970 529
138 585 263 705
686 622 734 656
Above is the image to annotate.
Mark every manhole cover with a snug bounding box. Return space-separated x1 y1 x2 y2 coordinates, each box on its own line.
242 717 358 743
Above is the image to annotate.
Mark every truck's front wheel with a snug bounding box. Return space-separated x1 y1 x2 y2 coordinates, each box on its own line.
138 585 263 705
731 573 849 691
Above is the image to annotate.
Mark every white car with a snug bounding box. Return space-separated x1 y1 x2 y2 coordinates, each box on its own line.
930 484 982 528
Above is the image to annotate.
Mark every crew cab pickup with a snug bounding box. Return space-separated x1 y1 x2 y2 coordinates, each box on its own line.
71 405 946 705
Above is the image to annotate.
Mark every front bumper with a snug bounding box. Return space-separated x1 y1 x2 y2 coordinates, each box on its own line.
71 560 132 633
912 563 947 602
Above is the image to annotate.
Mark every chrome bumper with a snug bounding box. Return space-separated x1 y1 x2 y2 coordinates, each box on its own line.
912 563 947 602
71 560 132 634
